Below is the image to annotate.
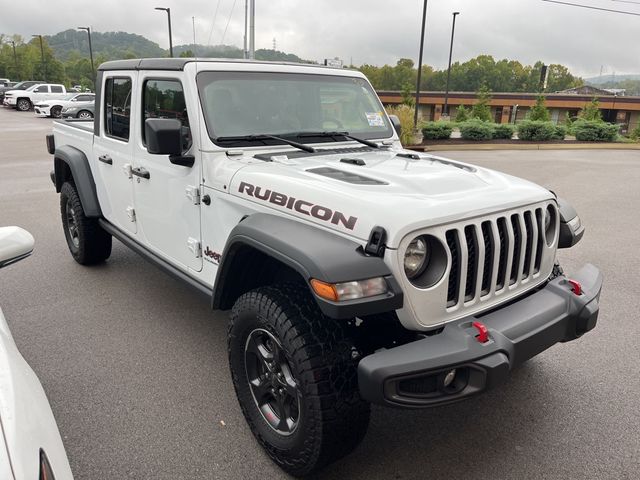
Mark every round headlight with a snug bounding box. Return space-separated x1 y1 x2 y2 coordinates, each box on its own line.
404 236 428 279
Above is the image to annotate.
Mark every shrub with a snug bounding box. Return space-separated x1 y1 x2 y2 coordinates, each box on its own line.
470 86 493 122
551 124 567 140
385 104 415 145
517 120 556 141
421 121 453 140
579 98 602 122
454 105 469 123
573 120 618 142
459 119 494 140
629 124 640 142
492 123 515 139
529 95 550 122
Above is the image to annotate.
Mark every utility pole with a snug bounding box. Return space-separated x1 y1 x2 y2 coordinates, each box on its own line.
192 17 197 57
9 41 18 78
243 0 248 59
155 7 174 57
443 12 460 117
413 0 428 128
249 0 255 59
32 35 46 81
77 27 95 84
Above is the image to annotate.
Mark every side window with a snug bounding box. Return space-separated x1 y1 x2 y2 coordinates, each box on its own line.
142 79 191 150
51 85 63 93
78 95 94 102
34 85 49 93
104 77 132 141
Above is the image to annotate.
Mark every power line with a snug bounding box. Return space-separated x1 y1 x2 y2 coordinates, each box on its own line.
207 0 223 46
221 0 238 45
541 0 640 15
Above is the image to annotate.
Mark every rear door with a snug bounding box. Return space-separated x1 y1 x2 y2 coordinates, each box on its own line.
93 74 137 234
50 85 64 99
132 74 202 272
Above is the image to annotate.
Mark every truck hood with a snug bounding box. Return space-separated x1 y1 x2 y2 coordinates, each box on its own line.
228 148 555 248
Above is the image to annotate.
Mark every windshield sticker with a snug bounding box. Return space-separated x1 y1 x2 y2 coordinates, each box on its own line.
366 112 385 127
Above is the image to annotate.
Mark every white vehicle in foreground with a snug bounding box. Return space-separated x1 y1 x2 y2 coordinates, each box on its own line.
0 227 74 480
3 83 67 111
34 93 95 118
48 58 602 476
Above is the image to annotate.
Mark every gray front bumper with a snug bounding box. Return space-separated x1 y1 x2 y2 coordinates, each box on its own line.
358 264 603 408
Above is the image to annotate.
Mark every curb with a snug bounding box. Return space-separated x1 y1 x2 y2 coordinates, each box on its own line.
408 143 640 152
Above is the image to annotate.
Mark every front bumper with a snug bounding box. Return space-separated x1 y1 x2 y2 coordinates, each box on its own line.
358 264 603 408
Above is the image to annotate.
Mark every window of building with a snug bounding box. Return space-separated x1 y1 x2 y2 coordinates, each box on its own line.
104 77 132 141
142 79 191 150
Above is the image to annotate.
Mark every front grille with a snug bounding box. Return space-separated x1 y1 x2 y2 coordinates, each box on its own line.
445 206 546 308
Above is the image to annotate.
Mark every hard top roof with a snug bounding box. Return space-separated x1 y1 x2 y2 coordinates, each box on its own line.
98 57 343 72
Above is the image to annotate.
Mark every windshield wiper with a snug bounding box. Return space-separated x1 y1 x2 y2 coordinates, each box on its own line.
216 134 316 153
293 131 382 149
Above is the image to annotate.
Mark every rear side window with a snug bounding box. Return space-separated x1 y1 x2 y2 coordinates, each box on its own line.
104 77 132 141
77 95 94 102
51 85 63 93
142 79 191 149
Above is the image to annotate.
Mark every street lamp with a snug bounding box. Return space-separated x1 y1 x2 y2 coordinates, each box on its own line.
31 34 46 81
413 0 429 127
443 12 460 118
77 27 95 85
155 7 174 58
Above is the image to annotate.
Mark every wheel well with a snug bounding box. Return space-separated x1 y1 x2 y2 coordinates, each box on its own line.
53 157 73 192
215 245 306 310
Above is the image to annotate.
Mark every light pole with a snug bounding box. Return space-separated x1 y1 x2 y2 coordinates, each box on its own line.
413 0 428 128
9 41 18 78
31 35 46 81
443 12 460 118
249 0 255 59
77 27 95 84
155 7 174 57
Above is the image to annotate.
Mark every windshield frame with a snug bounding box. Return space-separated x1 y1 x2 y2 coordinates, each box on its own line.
196 70 394 149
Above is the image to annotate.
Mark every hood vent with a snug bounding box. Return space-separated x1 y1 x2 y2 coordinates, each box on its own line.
254 146 375 162
307 167 388 185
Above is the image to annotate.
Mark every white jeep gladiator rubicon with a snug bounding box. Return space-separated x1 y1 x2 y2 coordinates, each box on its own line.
47 58 602 476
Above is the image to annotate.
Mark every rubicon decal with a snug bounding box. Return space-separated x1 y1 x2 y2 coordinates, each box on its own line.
238 182 358 230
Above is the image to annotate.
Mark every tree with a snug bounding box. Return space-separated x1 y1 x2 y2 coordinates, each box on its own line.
529 95 550 121
401 83 414 107
579 98 602 122
470 85 492 122
454 105 469 123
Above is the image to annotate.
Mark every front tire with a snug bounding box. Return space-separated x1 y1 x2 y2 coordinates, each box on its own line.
77 110 93 119
228 284 370 477
60 182 112 264
16 98 31 111
50 105 62 118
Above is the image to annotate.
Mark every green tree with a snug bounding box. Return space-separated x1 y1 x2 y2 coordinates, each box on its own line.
401 83 414 107
579 98 602 122
470 85 492 122
529 95 550 121
454 105 469 122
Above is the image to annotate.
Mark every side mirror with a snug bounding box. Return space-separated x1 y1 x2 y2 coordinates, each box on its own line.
388 114 402 138
145 118 194 167
0 227 34 269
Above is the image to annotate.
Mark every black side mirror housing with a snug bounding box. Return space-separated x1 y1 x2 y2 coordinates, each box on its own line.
388 114 402 138
145 118 194 167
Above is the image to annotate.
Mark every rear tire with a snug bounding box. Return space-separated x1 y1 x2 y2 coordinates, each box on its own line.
228 283 370 477
16 98 31 111
60 182 112 265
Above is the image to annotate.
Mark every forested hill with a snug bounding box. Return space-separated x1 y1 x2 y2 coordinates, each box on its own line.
46 30 165 61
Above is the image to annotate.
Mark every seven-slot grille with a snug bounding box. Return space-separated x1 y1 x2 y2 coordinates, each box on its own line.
445 207 547 308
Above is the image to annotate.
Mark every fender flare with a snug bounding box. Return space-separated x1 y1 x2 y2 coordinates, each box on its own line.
212 213 403 319
53 145 102 217
557 197 585 248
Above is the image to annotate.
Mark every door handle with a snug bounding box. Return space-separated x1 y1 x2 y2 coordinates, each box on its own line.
98 154 112 165
131 167 150 179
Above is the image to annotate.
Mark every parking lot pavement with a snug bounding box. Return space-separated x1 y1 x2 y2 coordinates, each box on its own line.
1 105 639 479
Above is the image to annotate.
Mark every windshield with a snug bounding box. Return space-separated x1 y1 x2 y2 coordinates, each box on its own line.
196 71 393 146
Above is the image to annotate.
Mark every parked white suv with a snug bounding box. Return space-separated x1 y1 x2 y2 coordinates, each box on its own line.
34 92 95 118
4 83 67 111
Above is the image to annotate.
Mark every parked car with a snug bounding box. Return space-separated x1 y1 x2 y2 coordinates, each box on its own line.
35 93 95 118
60 101 95 119
3 83 67 111
48 58 601 476
0 226 74 480
0 80 43 104
0 78 10 86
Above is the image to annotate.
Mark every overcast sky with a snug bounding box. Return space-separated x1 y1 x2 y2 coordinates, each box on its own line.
1 0 638 77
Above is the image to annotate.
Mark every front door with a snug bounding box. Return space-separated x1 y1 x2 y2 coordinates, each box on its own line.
132 75 202 272
93 74 137 234
30 84 50 103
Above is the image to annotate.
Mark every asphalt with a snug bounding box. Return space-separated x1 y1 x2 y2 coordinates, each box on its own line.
0 107 639 480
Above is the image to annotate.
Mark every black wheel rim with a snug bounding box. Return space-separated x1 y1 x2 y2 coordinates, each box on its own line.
245 328 301 436
65 199 80 248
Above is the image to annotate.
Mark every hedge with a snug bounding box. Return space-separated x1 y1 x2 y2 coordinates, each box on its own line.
421 121 453 140
459 119 494 140
573 120 618 142
492 123 515 139
517 121 556 141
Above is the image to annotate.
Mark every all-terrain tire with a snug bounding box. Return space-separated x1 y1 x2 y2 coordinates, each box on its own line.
228 283 370 477
60 182 112 265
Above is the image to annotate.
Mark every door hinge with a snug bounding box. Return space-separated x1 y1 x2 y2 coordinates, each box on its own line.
185 185 201 205
187 237 202 258
126 206 136 222
122 163 133 179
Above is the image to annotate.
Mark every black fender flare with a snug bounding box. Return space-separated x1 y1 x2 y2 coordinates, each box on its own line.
212 213 403 319
557 197 584 248
53 145 102 217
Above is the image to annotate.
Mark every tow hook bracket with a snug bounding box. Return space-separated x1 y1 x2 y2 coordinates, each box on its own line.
472 321 489 343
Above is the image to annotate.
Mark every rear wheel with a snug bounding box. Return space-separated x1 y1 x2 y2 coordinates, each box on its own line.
16 98 31 111
50 105 62 118
60 182 112 265
228 283 370 476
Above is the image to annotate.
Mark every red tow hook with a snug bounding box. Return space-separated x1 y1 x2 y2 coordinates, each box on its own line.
568 279 582 296
472 321 489 343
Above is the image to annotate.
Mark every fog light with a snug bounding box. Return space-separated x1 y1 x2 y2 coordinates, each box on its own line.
443 369 457 387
